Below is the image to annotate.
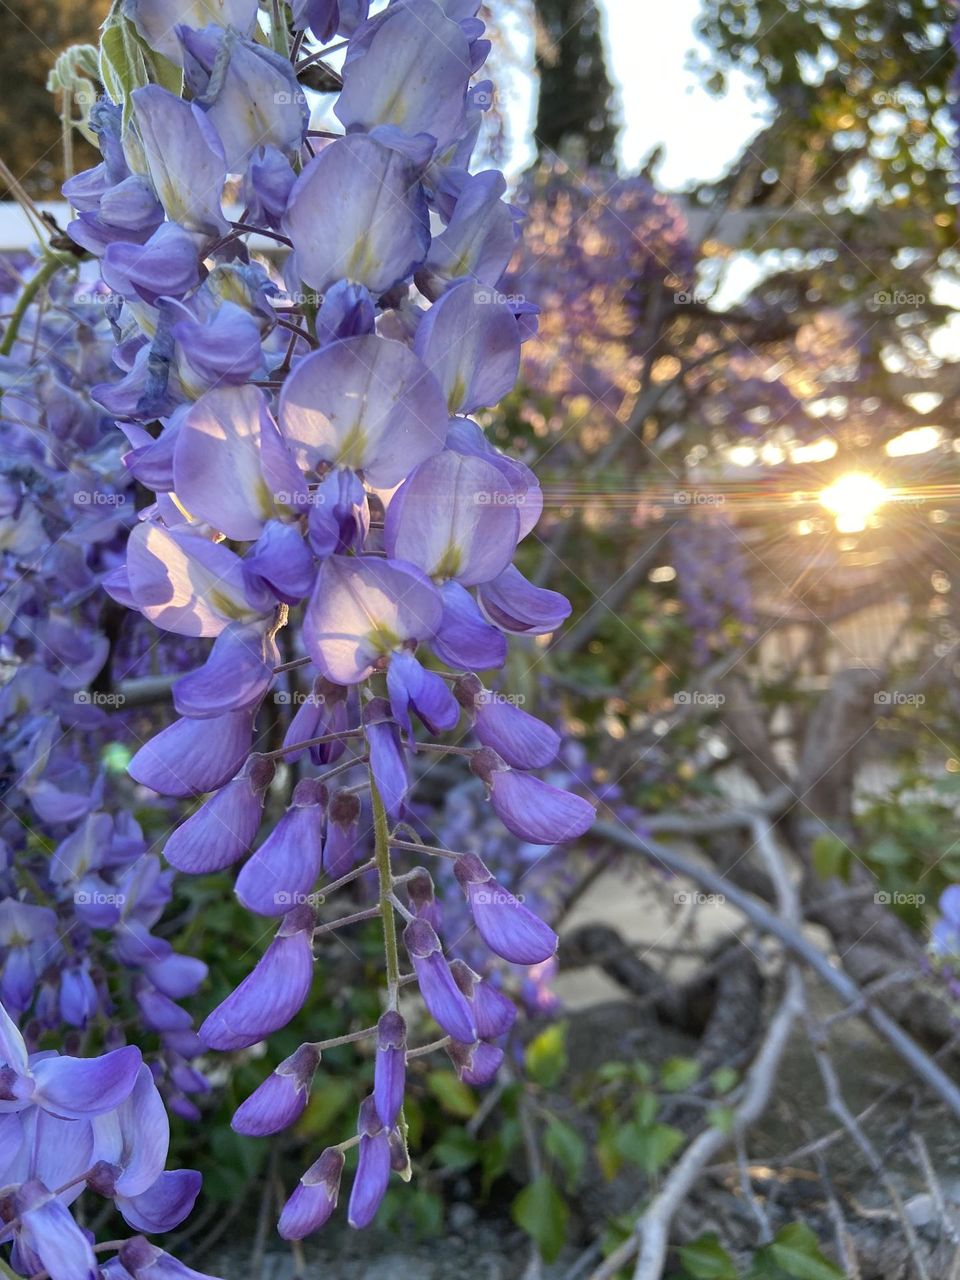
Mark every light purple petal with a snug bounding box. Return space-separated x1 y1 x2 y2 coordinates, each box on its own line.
278 335 446 487
200 915 314 1050
31 1045 141 1120
126 522 268 638
488 770 595 846
473 695 559 769
232 1044 318 1136
455 853 558 964
283 135 429 295
174 386 279 540
431 580 506 669
173 623 273 719
414 280 520 413
477 564 571 635
92 1062 169 1197
125 0 258 64
116 1168 202 1233
279 1148 343 1240
17 1185 97 1280
129 709 255 798
234 797 324 917
335 0 470 147
304 556 441 684
403 919 476 1043
129 85 227 236
384 451 519 586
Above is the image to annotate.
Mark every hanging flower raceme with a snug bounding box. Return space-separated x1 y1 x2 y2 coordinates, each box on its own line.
56 0 599 1243
0 1002 204 1277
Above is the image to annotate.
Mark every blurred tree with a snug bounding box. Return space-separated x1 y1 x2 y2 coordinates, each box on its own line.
0 0 107 197
532 0 618 167
693 0 956 243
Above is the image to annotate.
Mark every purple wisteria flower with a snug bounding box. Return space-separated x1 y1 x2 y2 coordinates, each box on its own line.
44 0 600 1243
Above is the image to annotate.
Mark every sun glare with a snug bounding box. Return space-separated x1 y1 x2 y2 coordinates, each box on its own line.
819 472 888 533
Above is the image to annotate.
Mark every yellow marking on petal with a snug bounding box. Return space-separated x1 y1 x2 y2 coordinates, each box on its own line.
368 623 401 654
210 589 253 621
434 543 462 580
335 422 368 470
447 374 466 412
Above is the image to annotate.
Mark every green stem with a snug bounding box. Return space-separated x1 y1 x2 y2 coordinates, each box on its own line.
370 774 401 1008
0 255 70 358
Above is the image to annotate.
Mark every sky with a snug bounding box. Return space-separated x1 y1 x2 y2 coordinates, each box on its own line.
602 0 770 188
502 0 771 191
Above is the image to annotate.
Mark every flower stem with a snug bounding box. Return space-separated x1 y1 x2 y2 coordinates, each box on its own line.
0 254 71 358
370 775 401 1010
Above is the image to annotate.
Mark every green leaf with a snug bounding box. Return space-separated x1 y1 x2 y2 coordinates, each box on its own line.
635 1090 658 1126
407 1188 444 1237
679 1234 739 1279
811 834 849 881
867 835 910 867
432 1128 481 1173
426 1070 476 1118
661 1056 700 1092
511 1176 567 1262
707 1105 735 1134
710 1067 739 1095
615 1121 684 1175
481 1118 519 1193
544 1116 586 1189
767 1223 844 1280
596 1116 623 1180
526 1022 568 1088
99 4 181 120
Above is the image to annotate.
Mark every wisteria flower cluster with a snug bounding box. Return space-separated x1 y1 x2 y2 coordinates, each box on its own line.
34 0 598 1246
0 253 210 1085
0 1003 205 1278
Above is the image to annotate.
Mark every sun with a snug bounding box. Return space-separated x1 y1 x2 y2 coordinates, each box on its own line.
819 472 888 533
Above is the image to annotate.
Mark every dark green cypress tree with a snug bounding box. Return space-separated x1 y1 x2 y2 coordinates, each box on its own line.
533 0 619 169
